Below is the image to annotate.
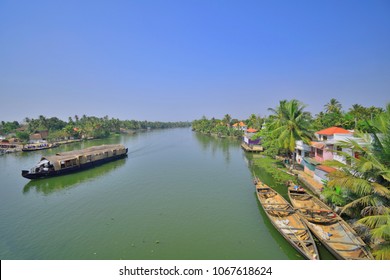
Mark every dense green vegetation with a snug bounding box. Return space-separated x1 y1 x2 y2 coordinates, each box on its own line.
191 114 263 138
323 104 390 259
0 115 191 142
253 156 297 185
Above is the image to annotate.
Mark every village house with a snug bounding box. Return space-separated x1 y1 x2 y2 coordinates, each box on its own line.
243 128 261 146
232 122 247 131
295 126 365 186
29 130 49 144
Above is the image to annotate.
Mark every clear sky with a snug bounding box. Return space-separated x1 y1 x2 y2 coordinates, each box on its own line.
1 0 389 122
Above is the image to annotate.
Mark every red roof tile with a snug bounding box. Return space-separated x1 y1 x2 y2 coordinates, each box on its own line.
311 141 325 149
247 128 258 133
315 127 352 136
233 122 246 127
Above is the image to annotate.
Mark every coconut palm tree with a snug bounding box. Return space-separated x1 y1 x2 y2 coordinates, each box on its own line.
358 208 390 259
267 99 313 168
326 103 390 259
324 98 342 114
223 114 231 127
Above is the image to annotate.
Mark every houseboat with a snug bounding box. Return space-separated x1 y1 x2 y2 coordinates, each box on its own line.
21 144 128 179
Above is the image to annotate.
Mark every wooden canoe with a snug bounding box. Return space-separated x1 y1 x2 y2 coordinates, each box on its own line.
288 186 373 260
255 179 319 260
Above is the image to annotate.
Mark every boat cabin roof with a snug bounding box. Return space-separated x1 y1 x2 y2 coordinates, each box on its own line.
40 144 126 166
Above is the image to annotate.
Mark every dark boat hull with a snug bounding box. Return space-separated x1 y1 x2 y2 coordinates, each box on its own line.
22 152 127 179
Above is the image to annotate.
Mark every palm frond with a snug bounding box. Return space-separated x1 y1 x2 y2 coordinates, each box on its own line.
370 224 390 240
341 194 380 214
358 212 390 228
372 242 390 260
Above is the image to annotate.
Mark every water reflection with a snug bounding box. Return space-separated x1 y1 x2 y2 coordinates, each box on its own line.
23 159 126 195
193 132 241 164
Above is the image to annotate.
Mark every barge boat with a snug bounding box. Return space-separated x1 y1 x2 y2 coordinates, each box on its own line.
22 144 128 179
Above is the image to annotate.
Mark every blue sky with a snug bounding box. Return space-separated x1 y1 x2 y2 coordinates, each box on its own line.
1 0 389 122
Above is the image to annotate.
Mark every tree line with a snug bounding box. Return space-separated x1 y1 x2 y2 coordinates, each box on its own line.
0 115 191 142
192 113 263 138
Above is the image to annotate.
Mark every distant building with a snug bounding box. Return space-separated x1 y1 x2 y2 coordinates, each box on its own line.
29 130 49 143
233 122 247 131
311 127 353 163
243 128 261 145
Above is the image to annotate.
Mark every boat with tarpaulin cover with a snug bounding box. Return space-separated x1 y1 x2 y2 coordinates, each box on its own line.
22 144 128 179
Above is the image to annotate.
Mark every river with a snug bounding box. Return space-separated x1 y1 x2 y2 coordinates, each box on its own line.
0 128 334 259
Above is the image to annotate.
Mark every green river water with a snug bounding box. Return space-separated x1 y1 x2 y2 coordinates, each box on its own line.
0 128 334 259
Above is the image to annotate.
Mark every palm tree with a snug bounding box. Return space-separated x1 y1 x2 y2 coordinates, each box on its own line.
326 103 390 259
223 114 231 127
324 98 342 114
267 99 313 168
358 208 390 259
247 114 263 129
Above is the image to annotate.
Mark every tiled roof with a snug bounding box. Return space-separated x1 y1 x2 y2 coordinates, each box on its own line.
311 141 325 149
247 128 257 133
233 122 246 127
316 127 352 135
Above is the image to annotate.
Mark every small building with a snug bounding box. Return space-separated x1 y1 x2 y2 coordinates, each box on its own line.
29 130 49 143
295 140 311 165
38 130 49 140
314 165 337 185
29 133 43 143
311 127 353 163
243 128 261 145
241 128 262 152
233 122 247 131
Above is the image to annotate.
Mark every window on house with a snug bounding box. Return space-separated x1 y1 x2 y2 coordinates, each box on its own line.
322 136 327 140
336 146 342 152
317 149 323 157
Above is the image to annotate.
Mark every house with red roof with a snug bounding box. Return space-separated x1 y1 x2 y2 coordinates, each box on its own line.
232 122 247 131
295 126 366 187
311 126 353 163
243 128 261 145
